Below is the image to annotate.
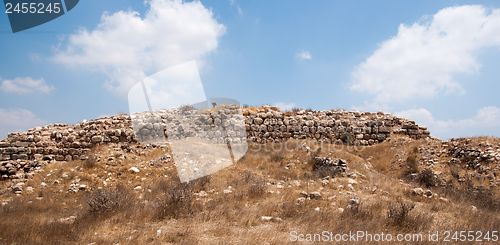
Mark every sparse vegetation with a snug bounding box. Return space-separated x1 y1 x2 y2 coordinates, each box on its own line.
0 138 498 244
405 146 419 174
153 181 194 220
416 168 438 187
87 184 134 214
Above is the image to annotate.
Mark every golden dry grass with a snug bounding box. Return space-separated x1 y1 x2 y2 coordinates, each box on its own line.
0 138 498 244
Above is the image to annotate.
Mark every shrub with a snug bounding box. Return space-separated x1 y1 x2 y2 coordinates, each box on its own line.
405 147 419 174
386 201 433 231
154 182 194 220
341 202 377 220
247 179 266 198
87 185 132 214
387 201 414 226
240 171 266 198
417 169 437 188
280 201 303 218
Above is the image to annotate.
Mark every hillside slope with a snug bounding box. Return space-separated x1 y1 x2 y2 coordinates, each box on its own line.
0 108 498 244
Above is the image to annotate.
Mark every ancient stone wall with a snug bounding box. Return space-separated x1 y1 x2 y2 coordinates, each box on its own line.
0 106 429 179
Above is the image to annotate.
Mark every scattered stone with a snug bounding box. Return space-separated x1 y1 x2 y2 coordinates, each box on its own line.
309 191 322 200
59 215 77 224
412 187 424 196
347 178 358 185
260 216 282 222
260 216 273 222
300 191 322 200
129 167 140 173
312 157 347 177
346 197 360 210
11 182 24 193
439 197 449 203
223 186 233 194
424 189 433 197
195 191 208 197
296 197 306 205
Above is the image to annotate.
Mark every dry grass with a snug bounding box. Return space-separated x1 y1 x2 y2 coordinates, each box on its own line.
86 184 134 214
0 139 498 244
82 153 98 169
152 180 194 220
386 201 433 231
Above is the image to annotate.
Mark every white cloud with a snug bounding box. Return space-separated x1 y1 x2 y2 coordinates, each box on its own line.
397 106 500 139
54 0 225 95
296 50 312 61
351 5 500 103
273 102 296 111
0 77 54 94
0 108 47 138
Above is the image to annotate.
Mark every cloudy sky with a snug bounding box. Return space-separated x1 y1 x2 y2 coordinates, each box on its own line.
0 0 499 139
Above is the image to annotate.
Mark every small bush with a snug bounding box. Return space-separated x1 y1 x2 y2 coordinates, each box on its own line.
443 184 500 211
240 171 266 199
154 182 194 220
386 201 433 231
417 169 437 187
341 202 377 220
87 185 133 214
280 201 303 218
248 179 266 198
405 147 419 174
387 201 414 226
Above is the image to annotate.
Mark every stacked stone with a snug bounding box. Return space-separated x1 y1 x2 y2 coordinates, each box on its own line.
131 105 246 144
244 107 429 145
446 138 500 164
0 115 135 179
0 106 430 179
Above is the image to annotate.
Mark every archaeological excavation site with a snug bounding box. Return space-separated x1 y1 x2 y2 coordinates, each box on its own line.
0 105 498 244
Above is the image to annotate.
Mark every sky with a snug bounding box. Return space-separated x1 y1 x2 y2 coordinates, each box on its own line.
0 0 499 139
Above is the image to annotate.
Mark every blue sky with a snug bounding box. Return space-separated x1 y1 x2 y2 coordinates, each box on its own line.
0 0 499 139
